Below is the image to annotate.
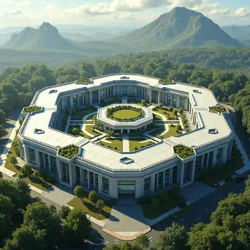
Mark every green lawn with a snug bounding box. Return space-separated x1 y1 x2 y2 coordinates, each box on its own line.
99 138 123 152
153 107 178 120
112 109 141 120
141 189 186 219
129 138 154 152
150 125 165 137
71 106 97 120
68 197 112 220
159 125 180 139
85 125 100 137
5 137 52 191
100 98 122 106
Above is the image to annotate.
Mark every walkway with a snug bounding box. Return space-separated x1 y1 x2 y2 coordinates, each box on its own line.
81 111 97 137
103 201 150 240
122 134 130 152
122 96 128 104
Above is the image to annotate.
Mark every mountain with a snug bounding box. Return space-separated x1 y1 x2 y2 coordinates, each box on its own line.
223 26 250 46
112 7 242 50
5 22 78 50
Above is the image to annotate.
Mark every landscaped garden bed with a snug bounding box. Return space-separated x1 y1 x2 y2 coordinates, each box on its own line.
99 138 123 152
68 189 114 220
174 145 195 159
23 106 42 113
100 98 122 106
107 105 143 121
58 145 79 159
153 106 178 120
138 187 186 219
198 143 243 186
159 125 181 139
209 106 226 113
71 106 97 120
129 137 154 152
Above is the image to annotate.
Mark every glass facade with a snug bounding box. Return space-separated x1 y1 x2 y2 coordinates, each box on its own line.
83 170 88 187
62 162 69 183
216 147 223 163
39 152 44 168
183 161 193 183
76 166 81 185
50 156 57 173
102 177 109 194
195 156 203 178
28 148 36 164
144 177 151 194
165 169 170 185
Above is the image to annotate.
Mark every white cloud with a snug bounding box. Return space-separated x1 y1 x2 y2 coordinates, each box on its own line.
0 0 30 6
209 8 230 16
235 7 250 17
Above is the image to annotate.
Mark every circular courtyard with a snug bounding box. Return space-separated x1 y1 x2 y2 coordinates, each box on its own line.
107 106 143 121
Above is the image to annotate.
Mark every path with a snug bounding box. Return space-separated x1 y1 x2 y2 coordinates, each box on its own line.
122 134 130 152
81 111 98 137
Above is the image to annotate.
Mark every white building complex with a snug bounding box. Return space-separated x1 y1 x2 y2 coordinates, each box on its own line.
18 74 234 199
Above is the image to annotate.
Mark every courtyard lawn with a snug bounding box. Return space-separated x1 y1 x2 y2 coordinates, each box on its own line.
99 138 123 152
141 189 186 219
100 98 122 106
5 137 52 191
71 106 97 120
68 196 112 220
85 125 100 137
198 144 243 186
153 107 178 120
159 125 180 139
150 125 165 137
129 138 154 152
112 109 141 120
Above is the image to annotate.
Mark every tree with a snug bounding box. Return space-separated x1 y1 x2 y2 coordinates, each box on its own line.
72 127 79 136
59 205 71 220
179 108 183 115
150 198 159 210
0 108 6 125
0 124 6 138
96 199 105 211
33 170 40 178
4 225 46 250
23 202 62 248
74 186 84 199
135 234 150 249
159 103 163 108
89 191 98 204
156 223 189 250
11 156 17 166
141 100 146 106
16 179 31 208
21 163 33 177
63 208 91 244
28 76 47 93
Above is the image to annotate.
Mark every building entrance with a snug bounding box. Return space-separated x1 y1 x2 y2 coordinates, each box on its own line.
118 180 135 195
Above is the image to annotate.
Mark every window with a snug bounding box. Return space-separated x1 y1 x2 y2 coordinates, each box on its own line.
102 177 109 194
28 148 36 164
50 156 57 173
73 95 78 107
83 170 88 187
172 95 177 108
90 172 94 189
39 152 44 168
172 166 177 183
44 154 49 170
208 151 214 167
167 94 172 106
216 147 223 163
154 174 158 188
195 156 203 178
144 177 151 194
183 161 193 182
62 162 69 183
95 174 98 190
158 172 164 188
165 169 170 185
76 167 81 185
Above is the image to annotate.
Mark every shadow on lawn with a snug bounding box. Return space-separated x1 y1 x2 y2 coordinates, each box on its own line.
28 176 52 190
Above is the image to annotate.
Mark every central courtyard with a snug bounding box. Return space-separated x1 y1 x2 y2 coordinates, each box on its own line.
109 106 142 121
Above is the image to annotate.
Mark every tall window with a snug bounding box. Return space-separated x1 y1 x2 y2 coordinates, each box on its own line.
83 170 88 187
208 151 214 167
50 156 57 173
76 166 81 185
90 172 94 189
62 162 69 183
39 152 44 168
172 166 177 183
216 147 223 163
195 155 203 178
95 174 99 190
165 169 170 185
44 154 49 170
102 177 109 194
144 177 151 194
158 172 164 188
28 148 36 164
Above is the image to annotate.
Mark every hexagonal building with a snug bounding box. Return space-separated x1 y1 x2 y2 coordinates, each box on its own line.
18 74 234 199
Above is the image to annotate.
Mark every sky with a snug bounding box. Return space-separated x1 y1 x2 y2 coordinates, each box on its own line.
0 0 250 29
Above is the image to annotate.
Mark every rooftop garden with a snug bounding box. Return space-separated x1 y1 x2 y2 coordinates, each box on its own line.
99 138 123 152
153 105 178 120
99 98 122 106
159 125 181 139
76 78 92 84
58 145 79 159
71 106 97 120
107 105 143 121
209 106 227 113
174 145 195 159
23 106 42 113
159 78 173 83
129 137 154 152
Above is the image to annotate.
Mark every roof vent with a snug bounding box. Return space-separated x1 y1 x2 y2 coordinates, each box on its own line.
49 89 57 94
120 157 133 164
34 128 45 134
193 89 201 94
120 76 130 80
208 129 218 134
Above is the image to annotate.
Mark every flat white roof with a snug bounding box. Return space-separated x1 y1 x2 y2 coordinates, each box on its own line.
20 74 233 170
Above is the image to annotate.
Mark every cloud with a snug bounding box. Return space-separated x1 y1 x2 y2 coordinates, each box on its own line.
0 0 30 6
235 7 250 17
209 8 231 16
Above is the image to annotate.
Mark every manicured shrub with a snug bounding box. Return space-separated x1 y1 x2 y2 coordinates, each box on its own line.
74 186 85 199
158 192 168 204
89 191 98 204
150 198 159 210
96 199 105 211
169 107 174 112
33 170 40 178
72 128 79 135
168 187 180 200
179 108 183 114
21 164 33 177
11 156 17 166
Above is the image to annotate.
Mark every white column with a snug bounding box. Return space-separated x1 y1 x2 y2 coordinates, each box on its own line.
212 149 217 167
177 96 180 109
150 174 155 193
89 91 92 105
98 175 102 194
57 159 62 182
98 90 101 103
158 91 161 105
70 96 74 108
35 149 40 169
179 164 184 187
149 89 152 103
69 163 73 187
191 160 195 182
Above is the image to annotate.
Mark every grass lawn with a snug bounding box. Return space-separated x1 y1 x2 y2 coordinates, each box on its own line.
99 138 123 152
129 137 153 152
68 196 112 220
112 109 141 120
150 125 165 137
85 125 100 137
153 107 178 120
71 106 97 120
100 98 122 106
198 144 243 186
5 137 52 191
141 190 186 219
159 125 180 139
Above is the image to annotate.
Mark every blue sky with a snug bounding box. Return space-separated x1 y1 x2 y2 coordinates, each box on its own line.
0 0 250 29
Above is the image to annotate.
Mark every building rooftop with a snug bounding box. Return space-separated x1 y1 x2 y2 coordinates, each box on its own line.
20 74 233 171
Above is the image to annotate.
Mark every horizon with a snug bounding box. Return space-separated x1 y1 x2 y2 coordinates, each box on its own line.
0 0 250 30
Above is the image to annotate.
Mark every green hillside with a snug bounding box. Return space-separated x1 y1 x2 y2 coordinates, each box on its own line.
223 25 250 46
113 7 242 50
